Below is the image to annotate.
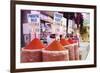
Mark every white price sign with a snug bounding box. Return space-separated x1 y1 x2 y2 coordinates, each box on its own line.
53 12 63 35
27 13 40 23
27 11 40 36
54 12 63 24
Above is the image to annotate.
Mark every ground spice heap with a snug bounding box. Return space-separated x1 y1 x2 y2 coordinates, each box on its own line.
67 38 74 44
60 38 70 46
45 40 65 51
67 38 78 44
24 38 45 50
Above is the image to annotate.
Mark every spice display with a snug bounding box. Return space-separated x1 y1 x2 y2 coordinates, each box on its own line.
21 38 45 63
20 10 90 63
43 40 69 61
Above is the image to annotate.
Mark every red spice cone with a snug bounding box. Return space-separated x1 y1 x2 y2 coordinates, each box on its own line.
21 38 45 63
45 40 65 51
24 38 45 50
60 38 70 46
43 40 69 62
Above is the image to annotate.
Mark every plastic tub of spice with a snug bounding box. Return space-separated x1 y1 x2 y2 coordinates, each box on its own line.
42 40 69 62
21 38 45 63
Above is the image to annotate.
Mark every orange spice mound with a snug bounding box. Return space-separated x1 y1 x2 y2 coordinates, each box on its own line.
24 38 45 50
60 39 70 46
45 40 65 51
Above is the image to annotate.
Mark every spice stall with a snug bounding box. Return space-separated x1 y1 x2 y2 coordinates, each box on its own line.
20 10 90 63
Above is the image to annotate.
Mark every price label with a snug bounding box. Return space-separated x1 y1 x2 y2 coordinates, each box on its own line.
27 13 40 24
54 12 63 24
27 12 40 36
53 12 63 35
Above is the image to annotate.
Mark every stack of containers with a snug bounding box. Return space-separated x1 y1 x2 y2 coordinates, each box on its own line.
21 38 45 63
42 40 69 62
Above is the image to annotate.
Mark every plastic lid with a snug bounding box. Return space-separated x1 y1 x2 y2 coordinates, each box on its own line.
24 38 45 50
60 38 70 46
45 40 65 51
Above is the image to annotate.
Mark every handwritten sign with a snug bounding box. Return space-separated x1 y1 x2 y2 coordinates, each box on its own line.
27 11 40 38
62 17 67 35
54 12 63 24
52 12 63 35
27 13 40 24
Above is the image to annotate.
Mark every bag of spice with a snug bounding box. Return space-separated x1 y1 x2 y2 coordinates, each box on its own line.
42 40 69 62
67 38 75 60
60 38 70 60
67 38 80 60
21 38 45 63
73 39 80 60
